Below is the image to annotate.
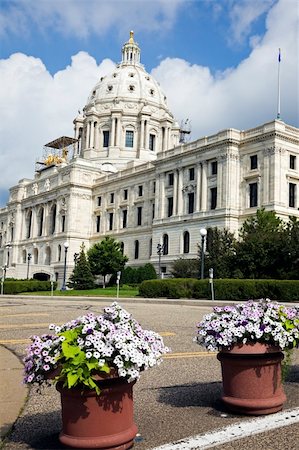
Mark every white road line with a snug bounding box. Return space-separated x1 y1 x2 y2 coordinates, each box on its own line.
151 408 299 450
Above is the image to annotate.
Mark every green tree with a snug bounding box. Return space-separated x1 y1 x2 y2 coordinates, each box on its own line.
277 216 299 279
235 209 284 279
68 244 94 290
201 227 237 278
171 258 199 278
87 237 128 288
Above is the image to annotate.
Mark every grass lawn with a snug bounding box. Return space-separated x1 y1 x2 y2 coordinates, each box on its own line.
21 286 139 297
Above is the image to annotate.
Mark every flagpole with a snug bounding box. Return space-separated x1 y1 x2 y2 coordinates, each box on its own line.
277 48 281 120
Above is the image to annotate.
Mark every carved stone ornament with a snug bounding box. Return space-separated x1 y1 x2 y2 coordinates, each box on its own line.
182 184 196 193
32 183 38 195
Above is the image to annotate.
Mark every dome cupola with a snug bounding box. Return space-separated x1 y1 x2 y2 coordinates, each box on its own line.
121 31 141 66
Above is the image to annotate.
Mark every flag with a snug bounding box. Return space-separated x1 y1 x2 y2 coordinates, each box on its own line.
278 48 281 62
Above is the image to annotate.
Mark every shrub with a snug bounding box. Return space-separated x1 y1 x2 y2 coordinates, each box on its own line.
3 280 57 295
139 278 299 302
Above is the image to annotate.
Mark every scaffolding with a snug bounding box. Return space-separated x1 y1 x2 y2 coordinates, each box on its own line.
35 136 78 172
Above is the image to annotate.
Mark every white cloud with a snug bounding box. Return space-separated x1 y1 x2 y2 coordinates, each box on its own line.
0 0 298 206
0 0 184 39
152 0 298 138
227 0 276 45
0 52 115 194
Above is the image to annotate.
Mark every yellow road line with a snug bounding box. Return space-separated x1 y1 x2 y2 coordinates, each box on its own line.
0 340 216 359
159 332 176 336
0 323 63 330
0 313 50 318
164 351 216 359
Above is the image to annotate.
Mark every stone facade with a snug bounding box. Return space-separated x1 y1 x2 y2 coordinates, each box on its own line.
0 33 298 286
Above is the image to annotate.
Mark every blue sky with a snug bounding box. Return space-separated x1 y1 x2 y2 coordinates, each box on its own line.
0 0 298 207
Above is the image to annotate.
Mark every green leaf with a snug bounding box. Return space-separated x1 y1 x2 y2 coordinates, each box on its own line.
67 372 79 388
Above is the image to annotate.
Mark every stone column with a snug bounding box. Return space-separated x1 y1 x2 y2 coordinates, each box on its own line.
177 169 184 215
86 122 91 148
201 161 208 211
111 116 116 147
90 121 95 148
195 163 201 211
173 170 178 215
140 119 145 149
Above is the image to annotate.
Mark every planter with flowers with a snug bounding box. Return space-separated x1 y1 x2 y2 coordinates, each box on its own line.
24 302 169 449
195 299 299 415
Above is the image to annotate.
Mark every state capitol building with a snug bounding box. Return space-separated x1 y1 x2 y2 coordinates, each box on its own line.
0 33 298 286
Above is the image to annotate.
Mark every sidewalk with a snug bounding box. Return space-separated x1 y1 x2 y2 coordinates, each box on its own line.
0 346 27 442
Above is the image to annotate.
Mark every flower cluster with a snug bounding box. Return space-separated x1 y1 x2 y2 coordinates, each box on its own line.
195 299 299 352
24 302 169 389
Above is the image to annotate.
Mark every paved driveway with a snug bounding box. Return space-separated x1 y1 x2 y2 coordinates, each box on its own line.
0 296 298 449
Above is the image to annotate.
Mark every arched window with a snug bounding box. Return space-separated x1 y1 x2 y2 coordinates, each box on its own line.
58 244 62 262
134 240 139 259
37 207 44 236
163 234 169 255
26 210 32 238
183 231 190 254
50 205 56 235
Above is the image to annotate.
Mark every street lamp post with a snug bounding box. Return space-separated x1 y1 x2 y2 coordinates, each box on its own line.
199 228 207 279
1 265 7 295
157 243 164 279
61 242 69 291
6 244 12 267
26 253 32 279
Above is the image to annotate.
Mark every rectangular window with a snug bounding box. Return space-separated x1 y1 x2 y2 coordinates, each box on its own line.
138 185 143 196
110 193 114 203
125 130 134 148
137 206 142 226
189 167 195 180
124 189 128 200
122 209 127 228
97 196 102 206
168 173 174 186
167 197 173 217
290 155 296 170
211 161 218 175
250 155 258 170
153 181 156 194
188 192 194 214
289 183 296 207
96 215 101 233
210 187 217 210
149 134 155 151
109 213 113 231
103 130 109 148
152 203 155 219
249 182 258 207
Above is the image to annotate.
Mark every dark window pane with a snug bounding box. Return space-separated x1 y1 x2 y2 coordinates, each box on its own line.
250 155 258 170
249 183 258 207
103 130 109 147
188 192 194 214
210 187 217 210
168 197 173 217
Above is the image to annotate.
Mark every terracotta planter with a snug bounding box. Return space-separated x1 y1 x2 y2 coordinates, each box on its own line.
217 342 286 415
56 374 137 449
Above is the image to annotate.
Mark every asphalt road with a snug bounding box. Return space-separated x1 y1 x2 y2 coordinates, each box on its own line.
0 296 298 450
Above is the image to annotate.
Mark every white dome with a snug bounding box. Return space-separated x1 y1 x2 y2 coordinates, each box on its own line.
73 32 180 166
85 32 170 118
